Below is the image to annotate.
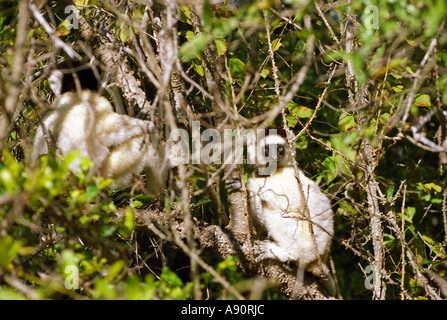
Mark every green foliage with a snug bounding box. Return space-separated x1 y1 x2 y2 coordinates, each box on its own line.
0 149 196 299
1 0 447 300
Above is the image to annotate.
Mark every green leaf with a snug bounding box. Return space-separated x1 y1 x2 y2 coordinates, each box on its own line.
79 156 94 173
0 236 22 268
130 200 143 208
381 20 400 40
383 233 396 248
285 114 297 127
0 149 23 194
86 185 99 201
179 5 192 25
330 132 358 162
101 224 116 238
386 185 395 202
0 287 27 300
161 266 183 287
215 38 227 56
392 85 404 93
56 20 72 36
337 201 357 217
93 278 116 299
0 169 17 194
194 63 204 76
379 113 390 124
105 260 125 282
228 57 246 78
422 182 442 193
424 1 446 37
179 33 211 62
260 68 269 78
203 0 213 32
399 207 416 223
414 94 431 108
212 16 239 38
119 25 133 43
61 249 80 271
271 38 283 51
338 113 356 132
287 101 314 118
119 207 135 238
320 155 343 184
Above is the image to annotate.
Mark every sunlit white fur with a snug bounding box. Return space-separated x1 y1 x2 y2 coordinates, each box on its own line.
246 133 334 293
32 90 170 193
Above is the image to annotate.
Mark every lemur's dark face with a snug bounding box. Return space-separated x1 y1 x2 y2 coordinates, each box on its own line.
50 61 99 96
255 135 292 175
262 143 286 163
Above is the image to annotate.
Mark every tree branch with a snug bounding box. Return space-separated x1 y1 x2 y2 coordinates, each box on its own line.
64 1 154 115
130 206 334 299
344 14 386 300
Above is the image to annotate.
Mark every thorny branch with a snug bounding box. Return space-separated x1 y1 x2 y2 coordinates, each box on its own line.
344 14 386 300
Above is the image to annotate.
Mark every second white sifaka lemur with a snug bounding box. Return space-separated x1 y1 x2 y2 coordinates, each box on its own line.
226 129 335 295
32 62 172 193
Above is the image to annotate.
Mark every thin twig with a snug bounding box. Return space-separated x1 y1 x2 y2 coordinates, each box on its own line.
315 2 340 45
401 20 445 124
295 63 337 141
384 211 441 300
29 1 80 59
253 15 315 128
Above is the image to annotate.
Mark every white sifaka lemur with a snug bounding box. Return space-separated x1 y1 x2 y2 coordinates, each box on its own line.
226 128 335 294
32 61 173 193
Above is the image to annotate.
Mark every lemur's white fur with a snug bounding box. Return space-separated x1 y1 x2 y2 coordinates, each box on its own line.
33 72 171 193
48 69 65 96
246 132 334 293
